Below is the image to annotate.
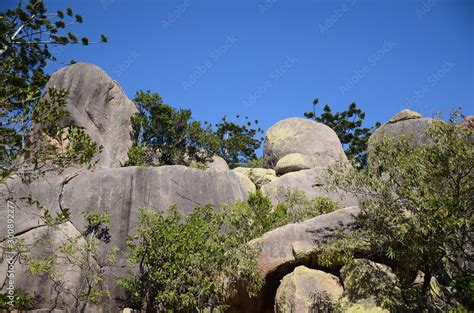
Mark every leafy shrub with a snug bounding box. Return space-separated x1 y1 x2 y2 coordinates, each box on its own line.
126 91 263 168
0 290 33 311
245 157 265 168
223 190 339 242
117 205 262 312
322 114 473 311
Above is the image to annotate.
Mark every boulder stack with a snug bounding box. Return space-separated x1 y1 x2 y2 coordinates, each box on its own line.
44 63 137 168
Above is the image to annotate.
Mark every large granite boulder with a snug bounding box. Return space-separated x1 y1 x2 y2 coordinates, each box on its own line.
206 155 229 171
0 165 254 311
261 168 359 208
60 165 253 263
263 118 348 169
44 63 137 168
230 206 360 312
368 110 435 148
274 266 343 312
275 153 312 175
460 115 474 129
232 167 277 187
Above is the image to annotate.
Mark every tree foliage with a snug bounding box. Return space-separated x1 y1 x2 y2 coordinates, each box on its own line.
304 98 380 169
118 190 339 312
117 205 262 312
213 115 263 167
126 90 263 168
323 115 473 311
127 90 217 166
0 0 105 180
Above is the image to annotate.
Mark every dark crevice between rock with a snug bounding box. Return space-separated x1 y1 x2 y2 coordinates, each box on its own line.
58 171 82 212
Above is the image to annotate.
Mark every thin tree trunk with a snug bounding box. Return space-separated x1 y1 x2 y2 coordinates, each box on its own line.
422 267 434 312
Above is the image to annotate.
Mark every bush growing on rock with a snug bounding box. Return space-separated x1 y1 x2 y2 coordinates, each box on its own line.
116 205 263 312
223 190 340 241
116 190 339 311
319 113 473 311
127 90 217 167
127 90 263 168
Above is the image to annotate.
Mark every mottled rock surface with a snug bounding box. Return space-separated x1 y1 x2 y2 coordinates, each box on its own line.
232 167 276 187
231 206 359 312
261 168 359 208
45 63 137 168
274 266 343 313
0 165 254 311
369 110 435 148
263 118 348 168
275 153 312 175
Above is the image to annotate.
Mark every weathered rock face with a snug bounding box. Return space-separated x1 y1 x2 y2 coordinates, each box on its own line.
0 168 80 239
231 206 359 312
387 109 422 123
45 63 137 168
232 167 277 187
0 222 107 312
274 266 343 313
263 118 348 169
261 168 359 208
369 110 435 148
275 153 312 175
61 166 253 261
0 165 254 311
206 155 229 171
460 115 474 130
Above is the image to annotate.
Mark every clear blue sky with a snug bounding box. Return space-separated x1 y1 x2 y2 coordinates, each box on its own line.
4 0 473 142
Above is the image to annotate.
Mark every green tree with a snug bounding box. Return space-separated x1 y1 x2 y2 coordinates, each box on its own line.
127 90 217 166
0 0 106 179
213 115 263 168
117 205 262 312
304 99 380 169
127 90 263 168
117 190 339 312
322 114 473 311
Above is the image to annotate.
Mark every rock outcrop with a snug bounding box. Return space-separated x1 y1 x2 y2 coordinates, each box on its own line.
369 110 435 148
206 155 229 171
274 266 343 312
274 153 312 175
0 165 254 310
45 63 137 168
0 222 108 311
232 167 277 187
261 168 359 208
231 206 360 312
263 118 348 169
